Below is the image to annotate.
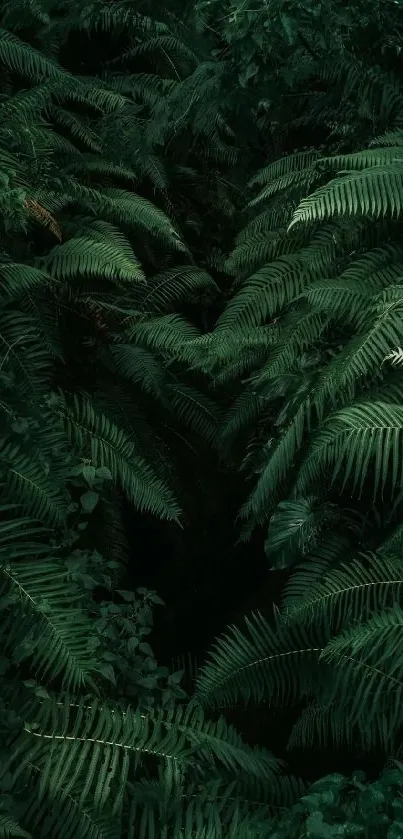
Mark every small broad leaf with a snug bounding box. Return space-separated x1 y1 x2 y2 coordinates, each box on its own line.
102 651 119 662
82 464 96 486
280 13 299 45
96 466 112 479
11 418 29 434
66 556 84 572
136 675 157 689
265 497 325 568
80 490 99 513
35 686 50 700
127 637 139 654
97 663 116 684
149 593 165 605
169 670 184 685
117 589 135 602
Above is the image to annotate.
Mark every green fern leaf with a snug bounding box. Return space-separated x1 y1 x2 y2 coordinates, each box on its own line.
0 558 100 690
288 163 403 228
58 393 181 520
166 382 221 445
321 603 403 728
41 236 144 283
137 266 218 315
196 611 324 709
110 345 167 402
295 400 403 500
0 28 69 81
282 549 403 633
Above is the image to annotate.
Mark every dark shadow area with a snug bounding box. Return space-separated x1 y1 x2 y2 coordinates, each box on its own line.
121 504 286 662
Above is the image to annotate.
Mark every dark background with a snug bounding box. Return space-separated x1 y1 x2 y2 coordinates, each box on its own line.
121 501 384 784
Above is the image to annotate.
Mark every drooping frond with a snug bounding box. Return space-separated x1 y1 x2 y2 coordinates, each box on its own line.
196 610 325 710
0 557 100 691
282 549 403 632
57 393 181 520
288 162 403 229
294 400 403 501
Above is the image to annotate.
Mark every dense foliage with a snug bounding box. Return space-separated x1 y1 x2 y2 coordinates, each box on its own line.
2 0 403 836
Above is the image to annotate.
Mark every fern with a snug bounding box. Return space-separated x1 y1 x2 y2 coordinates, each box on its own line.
58 393 181 520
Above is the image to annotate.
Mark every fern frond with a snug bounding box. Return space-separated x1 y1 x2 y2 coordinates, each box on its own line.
1 443 68 525
282 549 403 633
321 603 403 729
288 163 403 229
324 147 403 170
116 36 198 76
0 309 55 395
0 27 69 81
50 107 102 153
196 611 324 710
306 244 403 326
73 184 185 250
1 0 51 27
248 150 321 189
0 558 100 690
248 157 320 208
8 695 278 807
215 254 306 331
136 266 218 315
74 5 168 36
251 311 328 385
58 393 181 520
225 230 290 279
0 263 56 298
312 282 403 423
295 400 403 500
127 315 201 360
239 397 311 522
166 382 221 445
110 345 167 402
41 236 144 284
64 156 137 186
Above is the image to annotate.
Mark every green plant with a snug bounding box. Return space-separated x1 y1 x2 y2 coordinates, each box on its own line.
5 0 403 835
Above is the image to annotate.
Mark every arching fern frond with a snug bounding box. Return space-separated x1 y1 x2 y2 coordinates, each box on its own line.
135 266 218 315
166 382 222 446
196 610 324 710
294 400 403 501
0 27 69 81
40 236 144 284
238 397 312 522
127 314 201 361
1 442 68 525
306 244 403 327
110 345 167 403
248 150 321 190
8 694 278 810
321 603 403 730
288 162 403 229
215 253 307 331
57 392 181 520
0 558 100 691
248 151 321 208
282 549 403 633
312 284 403 417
